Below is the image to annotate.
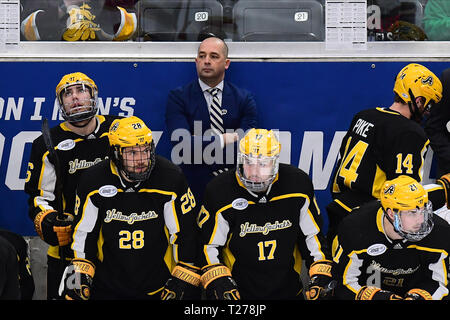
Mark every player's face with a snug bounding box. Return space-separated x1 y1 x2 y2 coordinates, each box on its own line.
195 38 230 84
398 207 427 235
121 145 152 174
61 84 92 115
242 157 274 183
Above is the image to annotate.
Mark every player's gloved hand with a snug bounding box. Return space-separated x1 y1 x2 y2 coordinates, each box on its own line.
356 286 403 300
306 260 335 300
59 258 95 300
34 209 74 246
201 264 240 300
161 262 201 300
404 289 432 300
437 173 450 208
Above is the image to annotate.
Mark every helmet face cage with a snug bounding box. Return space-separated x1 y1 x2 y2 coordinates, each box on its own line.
108 116 156 182
236 128 281 193
56 73 99 123
112 140 156 182
390 201 434 242
237 153 279 193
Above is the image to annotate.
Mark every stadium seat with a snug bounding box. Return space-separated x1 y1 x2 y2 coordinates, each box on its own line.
399 0 424 27
138 0 223 41
232 0 324 41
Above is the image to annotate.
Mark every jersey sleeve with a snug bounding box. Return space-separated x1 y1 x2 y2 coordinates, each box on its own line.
332 223 365 299
71 170 103 263
24 135 59 222
163 171 199 265
296 175 330 268
197 182 230 267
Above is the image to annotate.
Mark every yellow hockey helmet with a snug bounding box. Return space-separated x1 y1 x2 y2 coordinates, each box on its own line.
237 129 281 193
108 116 155 181
393 63 442 114
380 175 433 241
56 72 99 123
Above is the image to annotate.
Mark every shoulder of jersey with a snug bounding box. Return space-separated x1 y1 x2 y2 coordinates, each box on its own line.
78 159 113 187
277 163 311 187
338 201 381 241
206 168 237 191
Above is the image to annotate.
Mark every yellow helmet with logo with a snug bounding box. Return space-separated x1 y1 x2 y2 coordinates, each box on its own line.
56 72 99 123
393 64 442 121
237 129 281 193
380 175 433 241
108 116 155 181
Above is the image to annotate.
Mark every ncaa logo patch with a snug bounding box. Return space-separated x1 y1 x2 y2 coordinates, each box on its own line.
99 185 118 197
367 243 387 256
232 198 248 210
57 139 75 151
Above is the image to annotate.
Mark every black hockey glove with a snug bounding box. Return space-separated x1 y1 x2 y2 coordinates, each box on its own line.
201 264 240 300
437 173 450 208
59 258 95 300
404 289 432 300
306 260 335 300
356 286 402 300
34 209 73 246
161 262 201 300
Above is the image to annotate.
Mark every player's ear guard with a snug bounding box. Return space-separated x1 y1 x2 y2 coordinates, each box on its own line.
201 264 240 300
161 262 201 300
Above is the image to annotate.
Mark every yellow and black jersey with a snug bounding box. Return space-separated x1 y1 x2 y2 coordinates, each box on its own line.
198 163 329 300
332 107 429 206
332 200 450 300
24 115 120 259
72 155 198 299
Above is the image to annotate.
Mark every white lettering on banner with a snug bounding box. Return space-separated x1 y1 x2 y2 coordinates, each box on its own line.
30 97 46 121
298 131 346 190
0 129 436 192
0 133 4 168
0 97 24 120
5 131 40 190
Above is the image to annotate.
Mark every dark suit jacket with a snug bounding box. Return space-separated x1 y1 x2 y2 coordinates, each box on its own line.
425 68 450 177
165 79 258 201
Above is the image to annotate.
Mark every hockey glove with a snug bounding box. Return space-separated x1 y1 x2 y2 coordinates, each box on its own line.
306 260 335 300
201 264 240 300
34 209 74 246
356 286 402 300
59 258 95 300
437 173 450 208
404 289 432 300
161 262 201 300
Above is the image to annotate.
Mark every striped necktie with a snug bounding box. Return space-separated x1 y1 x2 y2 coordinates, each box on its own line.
207 88 224 135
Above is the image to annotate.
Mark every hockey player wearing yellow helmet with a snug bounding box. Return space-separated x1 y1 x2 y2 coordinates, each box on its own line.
197 128 333 300
25 72 120 299
59 116 200 300
327 63 445 245
332 175 450 300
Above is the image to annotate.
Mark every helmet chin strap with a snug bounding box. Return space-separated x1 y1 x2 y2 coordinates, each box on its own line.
408 89 423 123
